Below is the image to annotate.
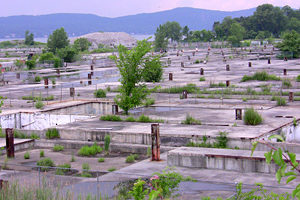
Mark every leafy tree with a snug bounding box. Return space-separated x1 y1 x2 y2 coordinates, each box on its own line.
227 22 245 46
57 46 77 62
154 25 168 52
110 39 153 115
25 60 36 70
39 52 55 62
278 30 300 58
74 38 91 52
24 31 34 46
47 28 69 53
142 55 163 83
182 25 190 41
164 21 182 42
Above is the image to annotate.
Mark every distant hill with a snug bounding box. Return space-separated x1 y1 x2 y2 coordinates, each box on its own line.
0 7 256 39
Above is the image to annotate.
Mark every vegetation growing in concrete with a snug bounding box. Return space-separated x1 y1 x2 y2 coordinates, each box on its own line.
94 89 106 98
142 55 163 83
100 114 164 123
143 98 155 107
100 115 122 121
244 108 263 125
209 82 226 88
282 78 292 89
181 114 202 125
45 128 60 139
22 95 54 102
199 77 206 81
241 71 280 82
98 157 105 163
78 143 102 157
158 83 198 94
276 97 287 106
53 145 64 152
37 158 55 171
125 155 136 163
187 132 228 149
24 151 30 159
104 134 110 152
34 76 42 82
35 100 44 109
108 167 116 172
297 75 300 82
81 163 92 177
40 150 44 158
12 130 40 139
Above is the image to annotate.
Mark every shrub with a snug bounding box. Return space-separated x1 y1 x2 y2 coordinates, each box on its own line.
241 71 280 82
30 133 40 139
243 108 263 126
194 59 200 64
125 116 136 122
297 75 300 82
37 158 55 171
35 100 44 109
142 58 163 82
144 98 155 107
78 143 102 157
24 152 30 159
40 150 45 157
94 89 106 98
126 155 135 163
108 167 116 172
137 114 164 123
104 135 110 152
210 82 226 88
70 154 76 162
181 114 202 125
55 163 71 175
199 77 206 81
45 128 60 139
282 79 292 88
276 97 287 106
34 76 42 82
98 158 105 163
26 60 36 70
158 84 198 94
53 145 64 152
100 115 122 121
51 79 56 85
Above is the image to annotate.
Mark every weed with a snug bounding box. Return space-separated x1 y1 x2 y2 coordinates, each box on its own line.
98 158 105 163
181 114 201 125
94 89 106 98
104 134 110 152
55 163 71 175
244 108 263 125
108 167 116 172
40 150 45 157
144 98 155 107
276 97 287 106
125 116 136 122
35 100 44 109
53 145 64 152
78 143 102 157
241 71 280 82
34 76 42 82
24 152 30 159
282 78 292 88
37 158 55 171
45 128 60 139
100 115 122 121
199 77 206 81
126 155 135 163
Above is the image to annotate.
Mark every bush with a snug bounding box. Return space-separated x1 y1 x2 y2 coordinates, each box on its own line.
34 76 42 82
37 158 55 171
98 157 105 163
194 59 200 64
181 114 202 125
78 143 102 157
55 163 71 175
137 114 164 123
125 116 136 122
243 108 263 126
144 98 155 107
142 58 163 82
297 75 300 82
104 135 110 152
276 97 287 106
24 152 30 159
53 145 64 152
35 100 44 109
53 57 62 68
45 128 60 139
241 71 280 82
282 79 292 88
30 133 40 139
108 167 116 172
199 77 206 81
94 89 106 98
26 60 36 70
51 79 56 85
40 150 45 157
100 115 122 121
126 155 135 163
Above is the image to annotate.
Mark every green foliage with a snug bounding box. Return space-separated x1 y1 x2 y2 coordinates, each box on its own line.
244 108 263 125
94 89 106 98
137 114 164 123
227 22 245 46
78 143 102 157
128 179 149 200
297 75 300 82
241 71 280 82
110 39 153 115
125 116 136 122
47 27 69 53
104 134 110 152
37 158 55 171
142 55 163 82
158 84 198 94
143 98 155 107
98 157 105 163
199 77 206 81
55 163 71 175
282 78 292 88
126 155 136 163
35 100 44 109
53 145 64 152
25 31 34 46
0 41 15 48
34 76 41 82
73 38 91 52
40 150 45 158
70 153 76 162
24 151 30 159
22 95 54 102
209 82 226 88
187 132 228 149
278 30 300 58
81 163 92 177
276 97 287 106
39 52 55 62
57 46 78 63
26 60 36 70
45 128 60 139
90 47 115 53
181 114 201 125
100 115 122 121
108 167 116 172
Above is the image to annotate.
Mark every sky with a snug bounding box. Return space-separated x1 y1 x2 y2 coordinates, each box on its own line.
1 0 299 18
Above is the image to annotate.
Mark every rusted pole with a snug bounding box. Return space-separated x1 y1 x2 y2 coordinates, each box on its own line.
151 124 160 161
5 128 14 158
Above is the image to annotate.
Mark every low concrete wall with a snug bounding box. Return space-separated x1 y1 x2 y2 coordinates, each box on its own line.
167 147 293 174
0 139 35 155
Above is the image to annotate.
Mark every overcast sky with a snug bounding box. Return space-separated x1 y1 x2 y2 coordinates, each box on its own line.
1 0 299 17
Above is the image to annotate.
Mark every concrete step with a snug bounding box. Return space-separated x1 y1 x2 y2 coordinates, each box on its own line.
0 139 35 155
167 147 299 174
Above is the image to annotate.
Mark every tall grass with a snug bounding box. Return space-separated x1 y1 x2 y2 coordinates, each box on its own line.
243 108 263 126
241 71 280 82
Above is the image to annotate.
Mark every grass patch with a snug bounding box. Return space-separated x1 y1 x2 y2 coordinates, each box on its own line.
35 101 44 109
40 150 45 157
158 84 198 94
125 155 136 163
22 95 54 102
108 167 116 172
100 115 122 121
78 143 103 157
282 79 292 88
187 132 228 149
94 89 106 98
241 71 280 82
37 158 55 171
243 108 263 126
55 163 71 175
46 128 60 139
276 97 287 106
199 77 206 82
81 163 92 177
181 114 201 125
143 98 155 107
53 145 64 152
137 114 164 123
98 157 105 163
24 152 30 159
209 82 226 88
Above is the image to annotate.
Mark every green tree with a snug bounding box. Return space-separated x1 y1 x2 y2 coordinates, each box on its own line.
24 31 34 46
164 21 182 42
57 46 77 63
110 39 153 115
154 25 168 52
278 30 300 58
47 28 69 53
227 22 246 46
142 55 163 83
74 38 91 52
182 25 190 41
